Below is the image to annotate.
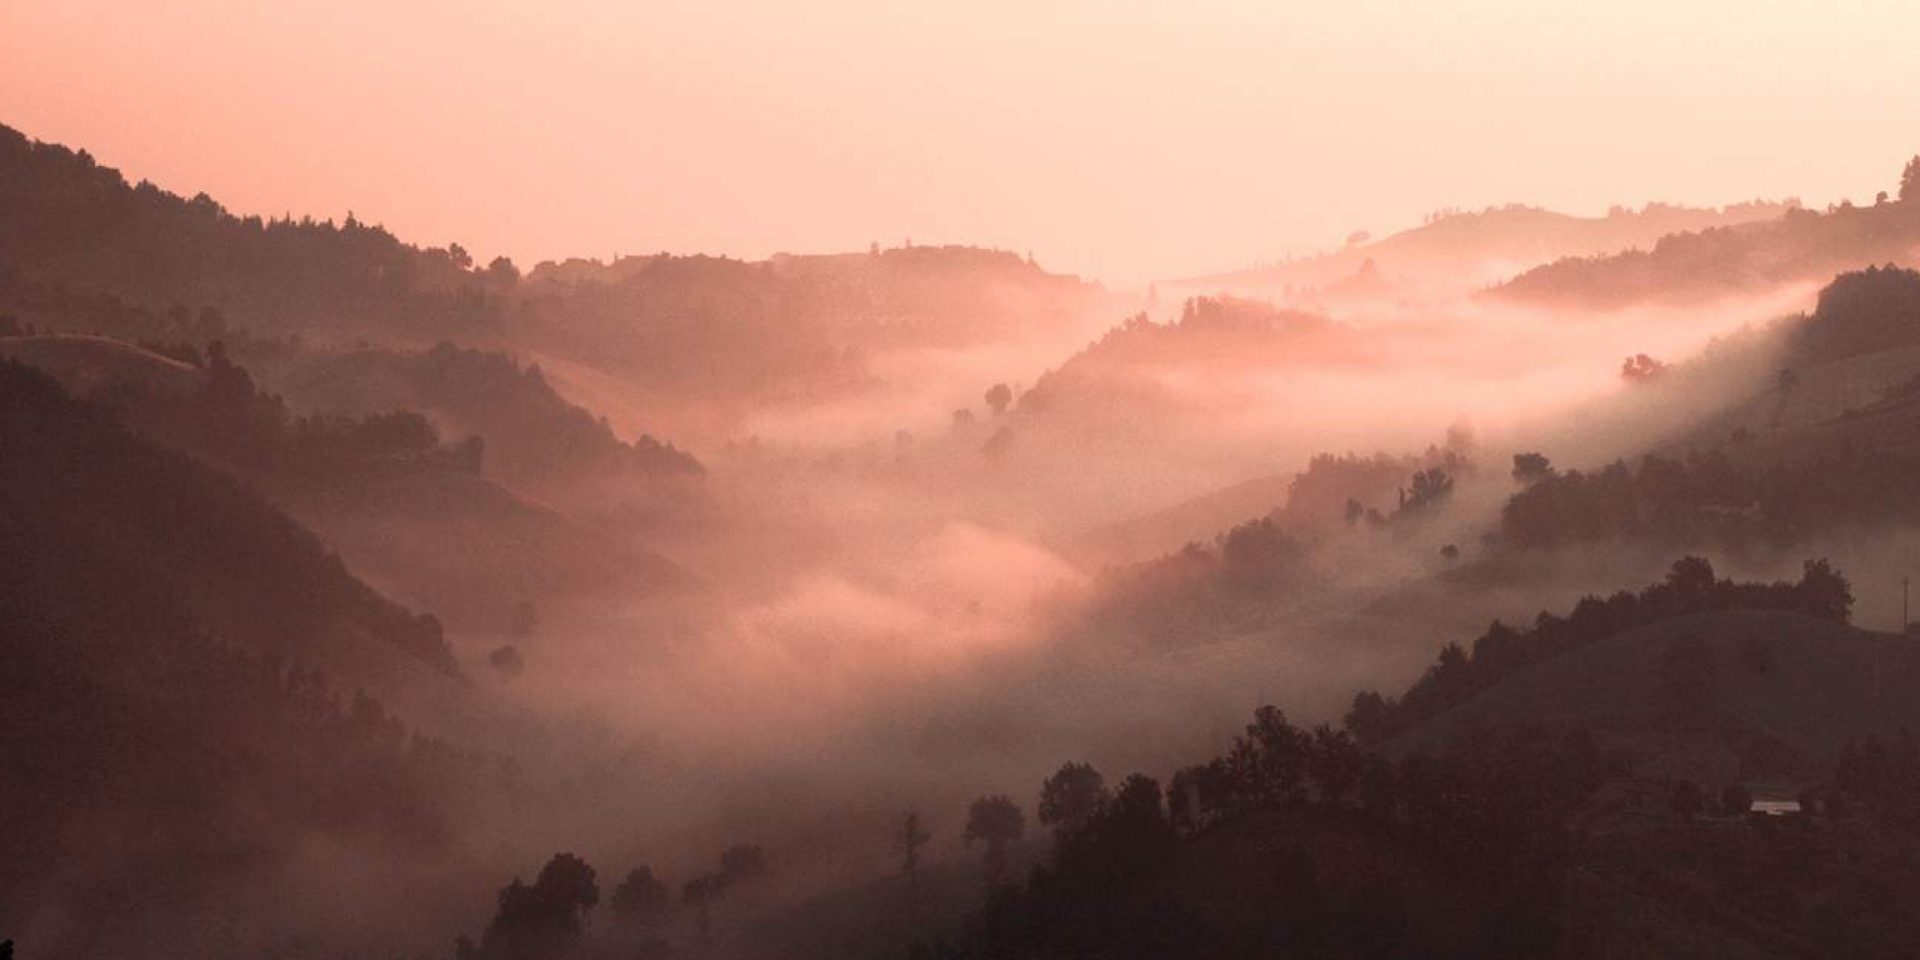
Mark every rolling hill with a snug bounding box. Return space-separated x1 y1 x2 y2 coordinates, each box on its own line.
0 334 693 634
1491 196 1920 308
1167 201 1795 301
1392 610 1915 772
0 357 461 677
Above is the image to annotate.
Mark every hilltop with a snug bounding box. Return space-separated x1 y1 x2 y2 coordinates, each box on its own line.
1392 610 1913 771
1168 201 1795 301
1491 178 1920 308
0 121 1113 443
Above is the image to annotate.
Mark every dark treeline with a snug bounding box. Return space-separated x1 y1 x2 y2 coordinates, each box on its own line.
0 359 457 673
446 843 769 960
1500 447 1920 549
1075 517 1313 647
1284 442 1472 532
1069 437 1472 649
128 339 489 488
943 714 1607 959
1492 158 1920 307
0 264 701 491
1343 556 1851 745
520 244 1097 400
0 122 1101 418
0 262 243 343
270 341 703 488
1790 262 1920 365
934 558 1899 959
0 124 507 340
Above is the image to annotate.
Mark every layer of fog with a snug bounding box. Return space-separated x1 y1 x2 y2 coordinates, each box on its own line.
382 277 1859 950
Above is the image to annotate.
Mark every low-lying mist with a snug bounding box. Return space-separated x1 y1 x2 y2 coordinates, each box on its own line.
401 277 1843 945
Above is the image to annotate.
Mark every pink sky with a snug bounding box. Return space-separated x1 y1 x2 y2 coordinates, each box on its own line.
5 0 1918 284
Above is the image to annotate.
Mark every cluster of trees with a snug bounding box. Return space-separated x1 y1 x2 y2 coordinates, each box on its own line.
1500 447 1920 548
1018 298 1350 416
949 554 1920 958
1620 353 1668 383
0 263 244 344
452 845 768 960
951 713 1609 959
0 253 704 494
1344 557 1852 745
276 341 702 489
1072 434 1475 649
1789 264 1920 365
1286 443 1471 532
1073 517 1312 648
514 245 1096 409
100 339 490 490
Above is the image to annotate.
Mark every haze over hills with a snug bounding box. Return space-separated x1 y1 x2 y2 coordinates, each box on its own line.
0 122 1117 448
1491 169 1920 308
1165 199 1799 305
11 104 1920 960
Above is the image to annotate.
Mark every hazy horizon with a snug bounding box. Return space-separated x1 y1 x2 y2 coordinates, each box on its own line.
7 0 1920 285
12 4 1920 958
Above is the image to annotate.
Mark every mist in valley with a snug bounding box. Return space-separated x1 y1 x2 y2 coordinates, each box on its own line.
11 5 1920 958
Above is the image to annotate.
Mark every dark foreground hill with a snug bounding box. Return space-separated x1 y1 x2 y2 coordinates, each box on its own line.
884 560 1920 960
1392 610 1917 777
0 360 494 957
0 358 458 676
0 333 694 632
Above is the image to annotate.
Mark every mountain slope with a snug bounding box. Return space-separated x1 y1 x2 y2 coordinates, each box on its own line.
1170 201 1795 299
1393 610 1914 771
1491 199 1920 307
0 358 460 676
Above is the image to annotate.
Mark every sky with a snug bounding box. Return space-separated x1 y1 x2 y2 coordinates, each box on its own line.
5 0 1919 285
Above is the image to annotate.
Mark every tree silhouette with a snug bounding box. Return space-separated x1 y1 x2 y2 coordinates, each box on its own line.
488 644 525 679
1902 155 1920 204
1796 558 1853 624
472 853 600 960
985 382 1012 416
1511 452 1552 484
680 844 768 945
1399 467 1454 515
610 865 673 930
1620 353 1668 383
963 794 1025 883
900 810 934 918
1038 762 1108 837
900 810 933 877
